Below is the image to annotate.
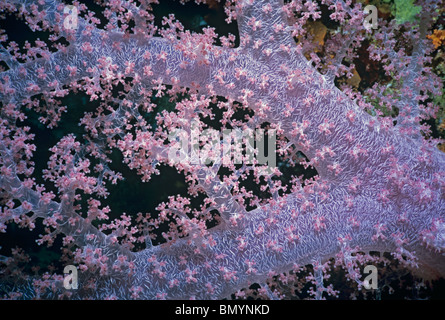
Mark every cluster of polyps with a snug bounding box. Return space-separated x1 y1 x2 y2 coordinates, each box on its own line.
0 0 444 300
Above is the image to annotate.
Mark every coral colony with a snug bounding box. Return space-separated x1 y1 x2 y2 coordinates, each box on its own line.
0 0 444 300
